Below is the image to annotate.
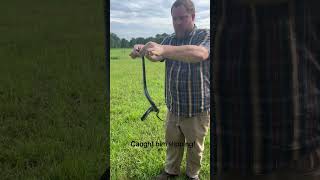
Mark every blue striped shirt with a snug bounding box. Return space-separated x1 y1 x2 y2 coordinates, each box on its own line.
161 25 210 117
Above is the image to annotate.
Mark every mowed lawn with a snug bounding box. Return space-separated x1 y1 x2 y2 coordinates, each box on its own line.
110 48 210 179
0 0 107 179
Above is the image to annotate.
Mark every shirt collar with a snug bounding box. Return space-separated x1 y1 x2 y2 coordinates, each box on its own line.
188 24 197 37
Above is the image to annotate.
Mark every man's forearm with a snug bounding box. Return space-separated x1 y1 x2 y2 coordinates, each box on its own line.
161 45 209 63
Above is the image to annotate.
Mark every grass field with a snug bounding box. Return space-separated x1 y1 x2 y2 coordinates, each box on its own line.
0 1 107 179
110 48 210 179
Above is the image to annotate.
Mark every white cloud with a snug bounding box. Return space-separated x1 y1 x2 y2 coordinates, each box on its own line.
110 0 210 40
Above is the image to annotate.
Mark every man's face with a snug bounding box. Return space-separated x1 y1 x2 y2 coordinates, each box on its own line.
171 5 195 38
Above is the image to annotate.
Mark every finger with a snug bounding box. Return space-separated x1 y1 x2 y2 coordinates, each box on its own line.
132 48 139 55
129 51 135 58
146 55 157 62
151 55 162 61
133 45 140 51
146 50 153 57
129 54 135 59
135 47 141 53
145 54 151 60
148 48 160 56
140 43 151 55
129 52 139 59
139 48 147 57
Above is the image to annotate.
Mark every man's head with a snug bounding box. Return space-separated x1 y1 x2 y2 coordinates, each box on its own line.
171 0 195 38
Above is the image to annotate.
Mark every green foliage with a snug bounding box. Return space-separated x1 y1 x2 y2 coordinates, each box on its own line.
110 33 170 48
110 33 121 48
110 48 210 179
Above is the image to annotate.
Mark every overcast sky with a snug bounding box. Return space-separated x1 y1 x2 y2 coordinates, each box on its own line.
110 0 210 40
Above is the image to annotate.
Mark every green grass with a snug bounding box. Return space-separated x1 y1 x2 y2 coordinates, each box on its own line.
110 48 210 179
0 0 107 179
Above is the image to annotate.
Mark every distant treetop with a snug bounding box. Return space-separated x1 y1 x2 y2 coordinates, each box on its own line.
110 32 170 48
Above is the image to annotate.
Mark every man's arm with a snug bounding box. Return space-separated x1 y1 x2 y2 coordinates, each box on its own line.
140 30 210 63
161 45 209 63
139 42 209 63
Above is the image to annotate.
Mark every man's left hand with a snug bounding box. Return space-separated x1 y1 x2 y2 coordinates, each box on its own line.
140 42 164 57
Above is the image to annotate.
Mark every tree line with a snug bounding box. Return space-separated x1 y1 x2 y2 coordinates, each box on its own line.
110 32 170 48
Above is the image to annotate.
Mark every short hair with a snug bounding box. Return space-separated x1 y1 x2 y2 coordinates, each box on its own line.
171 0 195 15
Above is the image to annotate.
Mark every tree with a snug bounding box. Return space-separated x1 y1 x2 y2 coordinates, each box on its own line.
129 38 136 48
120 38 129 48
110 33 121 48
110 32 171 48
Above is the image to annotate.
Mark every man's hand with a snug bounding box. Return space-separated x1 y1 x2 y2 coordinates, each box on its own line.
139 42 164 62
145 52 164 62
129 44 144 59
140 42 164 56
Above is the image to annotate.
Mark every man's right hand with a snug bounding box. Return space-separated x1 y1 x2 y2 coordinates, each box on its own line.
129 44 144 59
145 52 164 62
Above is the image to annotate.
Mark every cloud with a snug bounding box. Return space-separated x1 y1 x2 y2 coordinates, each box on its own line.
111 21 173 40
110 0 210 40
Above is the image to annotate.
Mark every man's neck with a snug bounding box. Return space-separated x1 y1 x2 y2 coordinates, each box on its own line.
176 24 196 39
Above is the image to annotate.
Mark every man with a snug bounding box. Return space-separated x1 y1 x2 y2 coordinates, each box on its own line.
129 0 210 179
213 0 320 179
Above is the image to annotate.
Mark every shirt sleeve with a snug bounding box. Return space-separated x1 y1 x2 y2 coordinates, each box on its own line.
196 29 210 55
